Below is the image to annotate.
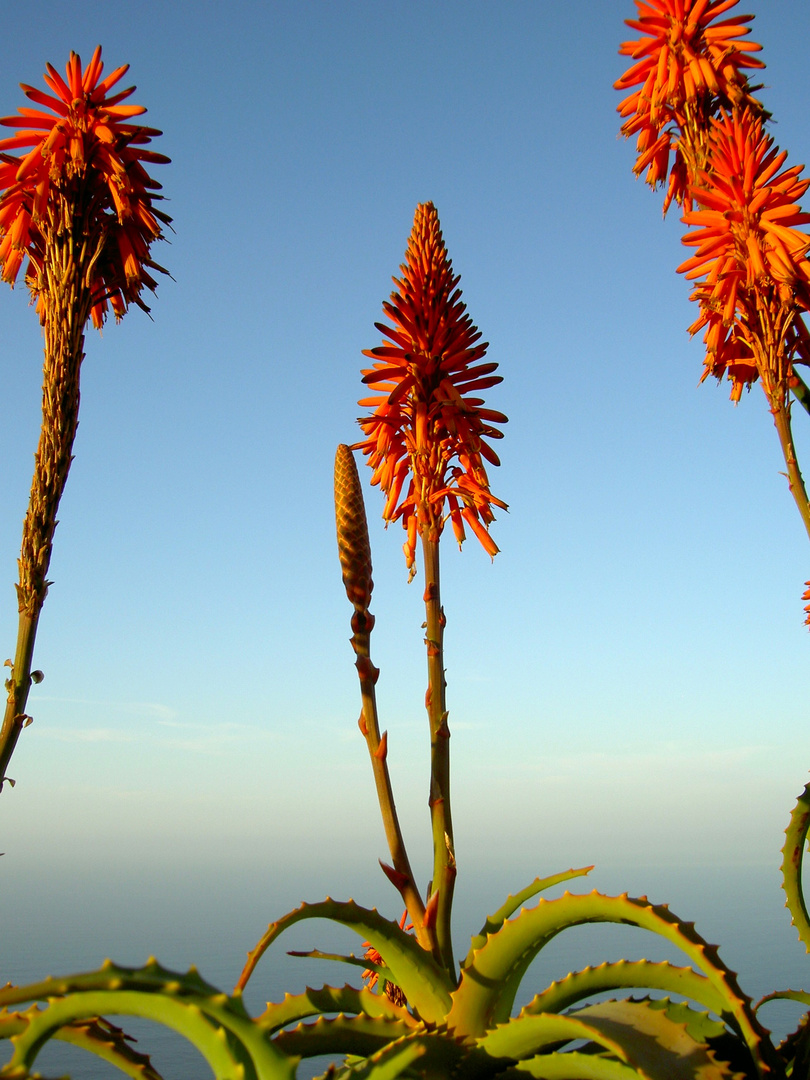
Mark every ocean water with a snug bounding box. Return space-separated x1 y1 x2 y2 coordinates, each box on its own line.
3 858 809 1079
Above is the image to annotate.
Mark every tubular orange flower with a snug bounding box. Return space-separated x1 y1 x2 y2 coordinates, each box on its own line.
0 45 170 327
355 202 507 574
615 0 764 211
677 108 810 399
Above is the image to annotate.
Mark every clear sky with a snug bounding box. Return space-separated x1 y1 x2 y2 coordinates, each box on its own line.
1 0 809 963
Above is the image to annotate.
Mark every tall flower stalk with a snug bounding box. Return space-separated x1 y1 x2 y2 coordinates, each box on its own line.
350 202 507 975
0 47 169 789
616 1 810 617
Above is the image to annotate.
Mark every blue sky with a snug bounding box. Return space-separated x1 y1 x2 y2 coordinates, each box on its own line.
1 0 809 972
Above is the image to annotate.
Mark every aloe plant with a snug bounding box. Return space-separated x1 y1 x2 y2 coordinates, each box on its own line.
6 13 810 1080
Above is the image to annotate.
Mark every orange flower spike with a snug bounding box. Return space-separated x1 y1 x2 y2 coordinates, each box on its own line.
0 46 170 322
616 0 764 203
356 203 507 567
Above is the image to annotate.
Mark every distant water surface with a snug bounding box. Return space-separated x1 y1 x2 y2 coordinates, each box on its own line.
3 859 807 1079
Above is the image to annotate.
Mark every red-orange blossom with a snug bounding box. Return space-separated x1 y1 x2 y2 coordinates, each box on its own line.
356 203 507 574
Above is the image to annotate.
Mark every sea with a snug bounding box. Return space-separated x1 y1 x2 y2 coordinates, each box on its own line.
3 858 809 1079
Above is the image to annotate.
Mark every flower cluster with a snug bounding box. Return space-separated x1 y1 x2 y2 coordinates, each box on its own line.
678 109 810 399
615 0 764 212
0 46 170 327
356 202 507 574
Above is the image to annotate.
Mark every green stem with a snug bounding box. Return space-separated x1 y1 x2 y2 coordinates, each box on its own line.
352 615 431 952
0 611 39 789
790 369 810 417
766 382 810 544
421 536 456 979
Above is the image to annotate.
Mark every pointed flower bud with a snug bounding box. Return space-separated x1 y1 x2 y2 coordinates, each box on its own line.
334 444 374 615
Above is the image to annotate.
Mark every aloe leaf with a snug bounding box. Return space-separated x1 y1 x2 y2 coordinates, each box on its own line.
476 1011 644 1069
463 867 595 968
757 989 810 1010
447 889 775 1076
781 781 810 952
0 962 296 1080
1 990 256 1080
287 949 388 977
769 1006 810 1077
633 997 727 1044
237 898 454 1023
570 999 739 1080
513 1050 650 1078
350 1039 427 1080
0 1008 163 1080
519 961 725 1019
257 985 418 1035
272 1013 423 1060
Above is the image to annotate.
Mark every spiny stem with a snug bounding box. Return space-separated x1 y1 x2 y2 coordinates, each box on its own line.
422 535 456 980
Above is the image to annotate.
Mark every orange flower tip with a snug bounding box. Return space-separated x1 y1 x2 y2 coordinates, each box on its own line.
378 860 409 892
422 889 440 931
373 730 388 761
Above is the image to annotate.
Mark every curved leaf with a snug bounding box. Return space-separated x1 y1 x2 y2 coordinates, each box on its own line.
446 889 775 1076
349 1038 427 1080
1 990 255 1080
520 961 725 1020
757 989 810 1010
236 898 453 1024
463 867 595 968
0 1007 163 1080
781 781 810 952
257 984 418 1035
0 962 296 1080
769 1006 810 1078
571 999 737 1080
476 1011 646 1070
272 1013 423 1060
513 1050 649 1079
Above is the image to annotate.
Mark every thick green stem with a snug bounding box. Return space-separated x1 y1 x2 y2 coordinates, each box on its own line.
421 536 456 979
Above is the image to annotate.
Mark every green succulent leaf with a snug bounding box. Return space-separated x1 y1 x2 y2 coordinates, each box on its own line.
770 1006 810 1078
781 780 810 952
476 1010 643 1066
257 984 418 1035
463 868 595 968
512 1049 651 1079
237 898 454 1024
446 889 774 1076
0 1007 163 1080
341 1036 426 1080
272 1013 424 1060
519 961 725 1020
0 990 254 1080
0 962 296 1080
570 999 741 1080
